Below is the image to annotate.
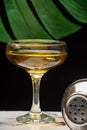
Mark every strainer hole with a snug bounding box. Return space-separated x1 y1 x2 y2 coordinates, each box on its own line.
74 117 77 121
69 111 72 114
74 104 77 107
81 99 84 102
81 104 84 107
74 112 77 115
78 108 80 111
74 99 77 101
81 118 84 121
69 104 72 107
81 112 84 115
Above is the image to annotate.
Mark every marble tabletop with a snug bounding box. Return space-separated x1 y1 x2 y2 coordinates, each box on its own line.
0 111 70 130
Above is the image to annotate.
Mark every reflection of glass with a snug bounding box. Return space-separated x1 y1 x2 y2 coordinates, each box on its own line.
6 39 68 124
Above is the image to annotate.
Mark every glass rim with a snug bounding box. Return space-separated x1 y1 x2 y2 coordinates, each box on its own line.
8 39 66 45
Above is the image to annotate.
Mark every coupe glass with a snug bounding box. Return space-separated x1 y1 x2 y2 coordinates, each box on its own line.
6 39 68 124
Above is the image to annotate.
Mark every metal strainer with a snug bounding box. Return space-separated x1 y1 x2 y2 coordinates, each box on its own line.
61 78 87 130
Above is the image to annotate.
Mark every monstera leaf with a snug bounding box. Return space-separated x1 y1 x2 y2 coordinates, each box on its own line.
0 0 87 43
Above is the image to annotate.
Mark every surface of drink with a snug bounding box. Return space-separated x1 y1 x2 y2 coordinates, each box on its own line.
6 49 67 76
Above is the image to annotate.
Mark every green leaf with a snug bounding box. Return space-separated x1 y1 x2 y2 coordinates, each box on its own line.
59 0 87 23
4 0 51 40
0 17 11 43
1 0 86 43
31 0 81 39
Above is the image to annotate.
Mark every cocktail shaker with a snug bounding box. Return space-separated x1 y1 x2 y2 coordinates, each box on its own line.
61 78 87 130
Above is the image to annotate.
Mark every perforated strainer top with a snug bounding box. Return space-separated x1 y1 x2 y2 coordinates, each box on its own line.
66 94 87 124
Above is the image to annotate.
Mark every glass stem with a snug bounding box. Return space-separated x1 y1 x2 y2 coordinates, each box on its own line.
30 76 42 113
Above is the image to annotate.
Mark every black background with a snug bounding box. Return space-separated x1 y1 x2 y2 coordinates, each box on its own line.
0 1 87 111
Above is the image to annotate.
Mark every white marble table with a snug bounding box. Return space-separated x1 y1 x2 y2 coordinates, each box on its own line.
0 111 70 130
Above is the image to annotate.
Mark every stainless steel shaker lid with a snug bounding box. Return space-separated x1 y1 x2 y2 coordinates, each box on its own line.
61 78 87 130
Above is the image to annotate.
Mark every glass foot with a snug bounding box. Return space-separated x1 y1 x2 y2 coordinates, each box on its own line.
16 112 55 124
